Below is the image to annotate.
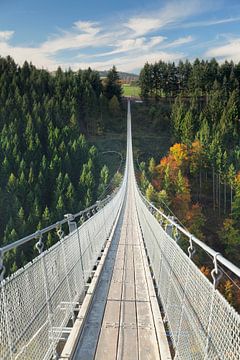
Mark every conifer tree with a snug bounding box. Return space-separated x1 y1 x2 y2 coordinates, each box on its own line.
104 66 122 101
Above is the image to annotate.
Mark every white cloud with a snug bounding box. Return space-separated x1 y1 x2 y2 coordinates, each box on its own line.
0 30 14 41
101 37 147 56
94 36 166 57
163 35 194 48
69 50 184 73
206 38 240 62
74 21 100 35
149 36 167 47
0 22 106 70
0 41 57 69
125 0 204 36
40 21 103 53
126 18 161 37
0 1 202 72
182 16 240 29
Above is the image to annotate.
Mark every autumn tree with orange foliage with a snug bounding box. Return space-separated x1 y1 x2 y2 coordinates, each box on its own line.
148 142 206 238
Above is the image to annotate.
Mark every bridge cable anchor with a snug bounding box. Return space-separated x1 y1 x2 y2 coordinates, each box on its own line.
56 222 65 239
188 236 196 259
211 253 223 289
79 214 85 225
35 230 44 254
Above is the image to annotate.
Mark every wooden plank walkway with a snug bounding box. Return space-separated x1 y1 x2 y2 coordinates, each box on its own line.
60 100 171 359
71 180 165 359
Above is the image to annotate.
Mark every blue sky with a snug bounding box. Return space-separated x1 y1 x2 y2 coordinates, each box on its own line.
1 0 240 73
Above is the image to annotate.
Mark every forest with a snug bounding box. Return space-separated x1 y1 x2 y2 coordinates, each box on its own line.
0 56 123 274
1 55 240 306
138 59 240 308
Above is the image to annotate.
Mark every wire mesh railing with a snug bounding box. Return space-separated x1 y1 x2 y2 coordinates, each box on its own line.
0 178 126 360
134 188 240 359
0 100 132 360
1 99 240 360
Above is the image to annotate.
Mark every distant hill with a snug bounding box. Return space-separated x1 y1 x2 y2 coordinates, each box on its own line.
99 71 139 83
51 69 138 83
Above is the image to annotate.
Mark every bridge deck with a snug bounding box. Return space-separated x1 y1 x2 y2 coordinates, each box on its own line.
59 101 170 360
71 182 163 359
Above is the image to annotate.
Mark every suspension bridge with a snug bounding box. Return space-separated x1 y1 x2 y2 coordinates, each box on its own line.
0 100 240 359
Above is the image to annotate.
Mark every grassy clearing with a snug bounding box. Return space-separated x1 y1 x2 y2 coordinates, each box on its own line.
131 101 173 166
122 84 141 97
90 101 172 176
89 132 126 176
132 129 172 167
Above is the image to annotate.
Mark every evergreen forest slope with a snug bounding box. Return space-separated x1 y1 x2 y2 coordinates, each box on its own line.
0 57 123 273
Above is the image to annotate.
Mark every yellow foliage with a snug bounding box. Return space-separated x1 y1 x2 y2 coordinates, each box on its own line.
190 140 202 154
169 143 188 166
235 171 240 187
190 140 205 173
224 280 233 305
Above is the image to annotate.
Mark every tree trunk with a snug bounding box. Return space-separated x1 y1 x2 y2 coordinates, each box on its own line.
218 173 221 216
224 181 226 214
213 167 215 211
199 169 202 200
216 171 218 207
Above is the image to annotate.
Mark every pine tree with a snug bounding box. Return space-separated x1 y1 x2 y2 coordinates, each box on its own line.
42 206 51 226
232 177 240 223
98 165 109 197
172 95 186 140
163 164 171 193
146 183 156 203
139 62 152 99
7 173 17 192
176 170 187 195
148 158 156 179
109 95 120 116
228 164 236 212
181 110 194 145
104 66 122 101
56 196 65 217
66 182 75 211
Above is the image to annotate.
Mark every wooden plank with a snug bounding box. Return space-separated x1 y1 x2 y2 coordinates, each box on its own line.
137 301 160 360
117 301 138 360
95 300 121 360
111 269 123 282
134 245 149 302
108 281 122 301
131 207 161 360
122 247 135 301
116 208 139 359
135 205 172 360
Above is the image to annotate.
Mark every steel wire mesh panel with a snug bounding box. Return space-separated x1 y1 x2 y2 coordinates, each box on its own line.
0 256 50 360
0 186 125 360
135 190 240 360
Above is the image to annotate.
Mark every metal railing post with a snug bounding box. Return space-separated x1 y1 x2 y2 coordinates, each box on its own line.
64 214 77 234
